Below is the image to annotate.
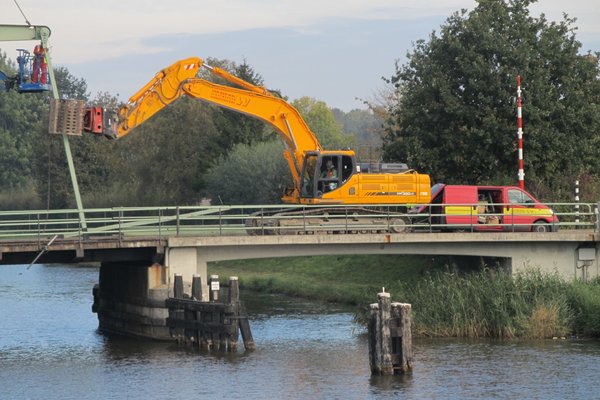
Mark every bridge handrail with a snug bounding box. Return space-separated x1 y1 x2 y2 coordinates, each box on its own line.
0 202 595 240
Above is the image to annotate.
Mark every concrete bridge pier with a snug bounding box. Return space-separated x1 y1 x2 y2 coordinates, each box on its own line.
93 247 209 340
165 247 210 301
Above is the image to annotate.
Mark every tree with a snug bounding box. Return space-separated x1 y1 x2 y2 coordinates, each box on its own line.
0 50 48 207
204 58 277 151
333 108 384 162
383 0 600 200
204 140 291 204
53 66 89 100
291 97 352 149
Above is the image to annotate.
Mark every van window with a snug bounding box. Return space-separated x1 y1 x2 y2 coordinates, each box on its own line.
508 189 534 205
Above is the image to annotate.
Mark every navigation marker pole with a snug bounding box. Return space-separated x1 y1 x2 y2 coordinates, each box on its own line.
575 180 580 225
517 75 525 189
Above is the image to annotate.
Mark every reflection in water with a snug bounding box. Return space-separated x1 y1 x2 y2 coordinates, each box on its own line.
1 264 600 399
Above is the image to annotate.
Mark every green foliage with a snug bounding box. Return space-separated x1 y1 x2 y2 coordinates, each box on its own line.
53 66 89 100
292 97 353 149
566 279 600 337
205 140 292 204
204 58 277 150
0 181 42 210
211 255 442 305
214 256 600 339
333 107 384 162
333 108 383 146
0 78 48 196
394 268 600 338
384 0 600 199
0 49 15 71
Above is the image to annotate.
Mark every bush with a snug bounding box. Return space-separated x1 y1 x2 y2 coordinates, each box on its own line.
393 269 572 339
566 279 600 337
0 182 42 210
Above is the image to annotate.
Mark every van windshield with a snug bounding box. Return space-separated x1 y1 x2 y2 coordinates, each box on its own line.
430 183 445 199
412 183 445 214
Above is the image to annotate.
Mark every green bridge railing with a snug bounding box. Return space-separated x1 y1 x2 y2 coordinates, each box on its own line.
0 202 596 241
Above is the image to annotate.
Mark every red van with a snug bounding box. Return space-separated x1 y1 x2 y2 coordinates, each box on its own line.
414 183 559 232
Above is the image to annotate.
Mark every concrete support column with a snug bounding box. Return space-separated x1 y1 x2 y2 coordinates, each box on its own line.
166 247 209 301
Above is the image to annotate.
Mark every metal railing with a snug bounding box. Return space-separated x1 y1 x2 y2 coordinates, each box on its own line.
0 202 595 241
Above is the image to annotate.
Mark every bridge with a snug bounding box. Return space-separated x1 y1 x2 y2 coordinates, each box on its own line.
0 203 598 339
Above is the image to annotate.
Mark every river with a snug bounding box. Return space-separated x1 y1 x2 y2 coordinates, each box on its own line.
1 263 600 399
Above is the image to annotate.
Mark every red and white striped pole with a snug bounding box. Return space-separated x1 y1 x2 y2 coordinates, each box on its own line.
517 75 525 189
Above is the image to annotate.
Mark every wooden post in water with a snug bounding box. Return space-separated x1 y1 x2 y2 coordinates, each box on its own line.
229 276 255 350
228 277 240 351
390 302 413 373
172 274 185 342
368 289 412 375
191 274 203 301
190 275 203 345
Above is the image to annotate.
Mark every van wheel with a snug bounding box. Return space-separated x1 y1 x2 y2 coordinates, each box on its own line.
532 221 550 233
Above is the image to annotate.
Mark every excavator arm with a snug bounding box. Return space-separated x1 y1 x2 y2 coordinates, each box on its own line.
90 57 323 196
111 57 202 135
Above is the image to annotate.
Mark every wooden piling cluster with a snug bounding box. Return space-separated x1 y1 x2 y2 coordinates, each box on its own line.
368 289 412 375
166 274 255 351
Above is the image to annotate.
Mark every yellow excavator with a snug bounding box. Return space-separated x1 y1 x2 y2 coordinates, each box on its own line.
83 57 431 233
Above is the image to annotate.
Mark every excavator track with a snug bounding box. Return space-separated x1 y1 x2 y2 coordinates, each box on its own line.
245 207 411 235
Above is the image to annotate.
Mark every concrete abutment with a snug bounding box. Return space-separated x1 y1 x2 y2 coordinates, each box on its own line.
93 247 209 340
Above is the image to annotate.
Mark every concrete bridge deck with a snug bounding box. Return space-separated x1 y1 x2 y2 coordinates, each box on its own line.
1 229 597 280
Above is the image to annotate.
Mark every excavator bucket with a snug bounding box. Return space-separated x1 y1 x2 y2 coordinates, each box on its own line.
48 99 84 136
83 107 118 139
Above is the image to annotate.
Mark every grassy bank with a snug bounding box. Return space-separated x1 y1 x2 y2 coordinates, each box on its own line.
210 256 600 339
210 255 448 305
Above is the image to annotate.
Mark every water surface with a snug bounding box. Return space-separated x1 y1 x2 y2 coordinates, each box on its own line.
1 264 599 399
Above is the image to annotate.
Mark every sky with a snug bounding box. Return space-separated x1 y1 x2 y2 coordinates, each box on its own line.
2 0 600 111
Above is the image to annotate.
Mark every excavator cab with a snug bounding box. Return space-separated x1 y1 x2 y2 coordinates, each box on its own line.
300 152 356 199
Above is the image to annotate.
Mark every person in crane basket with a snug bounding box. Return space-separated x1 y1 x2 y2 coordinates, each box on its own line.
31 43 47 84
